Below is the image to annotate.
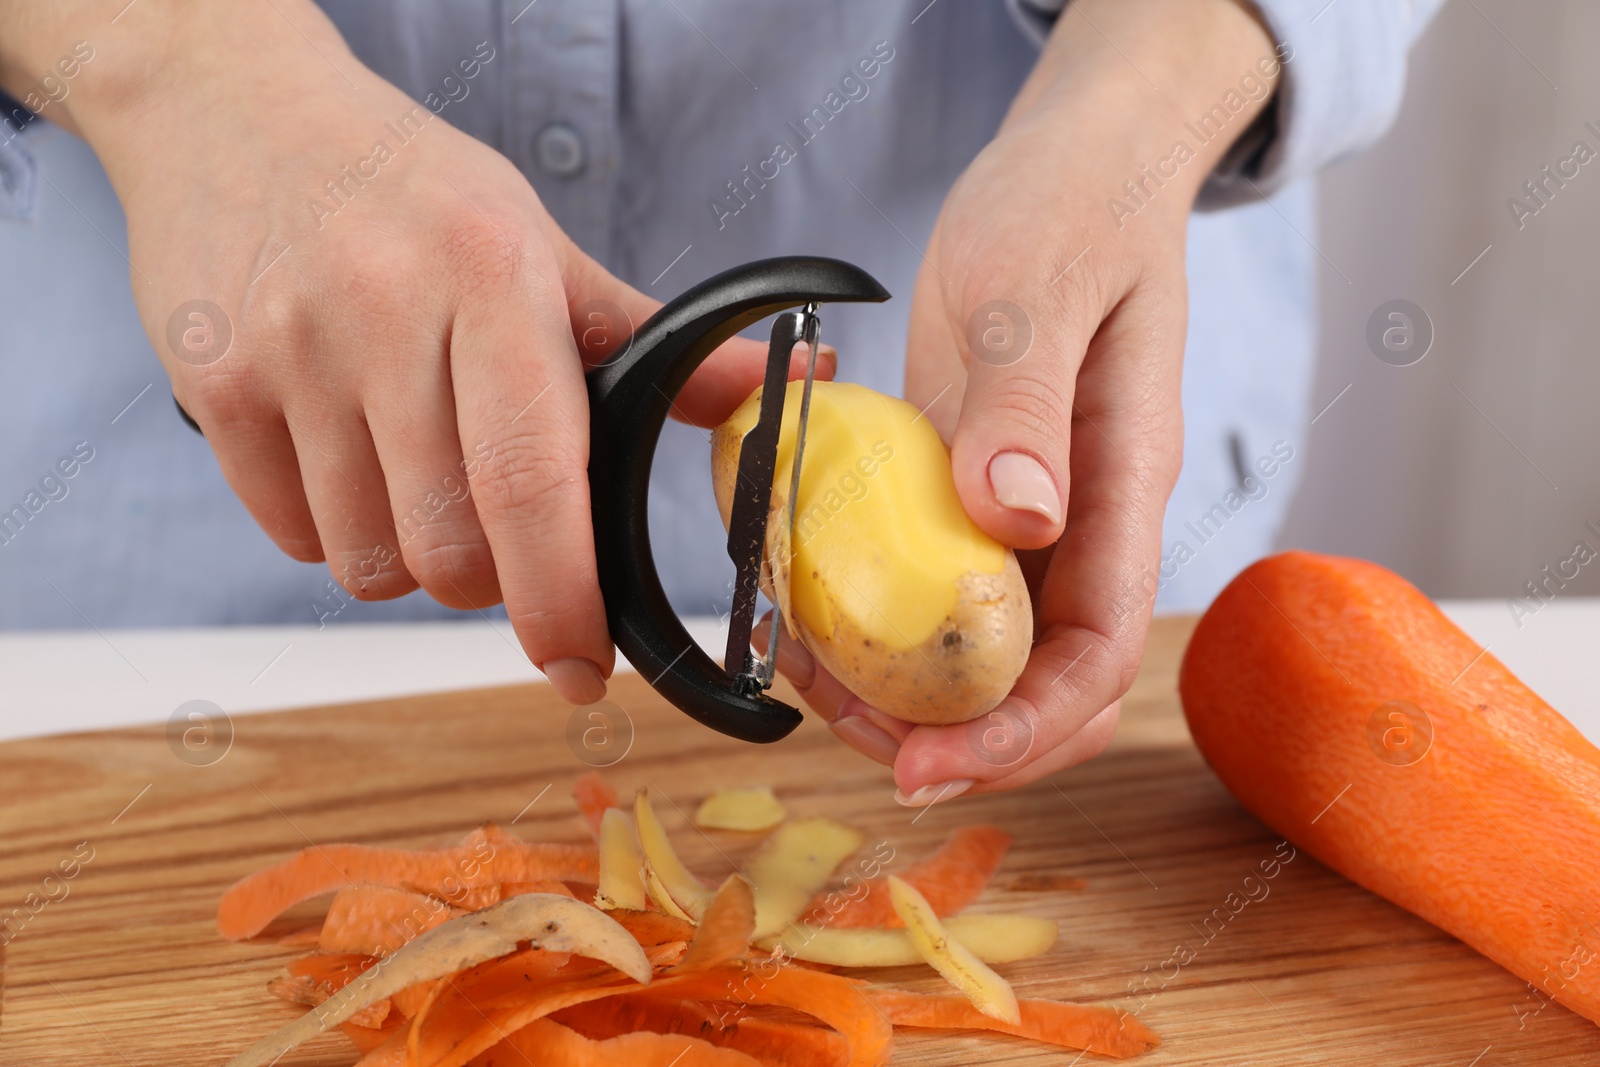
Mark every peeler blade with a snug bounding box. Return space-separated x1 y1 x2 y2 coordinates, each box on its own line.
723 308 819 694
760 304 821 686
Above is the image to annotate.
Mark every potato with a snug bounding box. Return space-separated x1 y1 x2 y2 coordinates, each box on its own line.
711 380 1031 725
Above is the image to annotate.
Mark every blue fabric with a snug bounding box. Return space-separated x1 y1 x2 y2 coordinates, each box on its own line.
0 0 1440 630
0 92 37 221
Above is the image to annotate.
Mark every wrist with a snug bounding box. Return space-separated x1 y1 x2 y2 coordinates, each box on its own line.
2 1 354 161
1012 0 1282 214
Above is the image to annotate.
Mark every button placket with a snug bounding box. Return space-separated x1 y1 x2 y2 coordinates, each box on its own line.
535 122 587 177
504 0 619 259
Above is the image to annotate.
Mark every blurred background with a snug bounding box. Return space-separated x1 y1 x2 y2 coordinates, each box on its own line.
1280 0 1600 605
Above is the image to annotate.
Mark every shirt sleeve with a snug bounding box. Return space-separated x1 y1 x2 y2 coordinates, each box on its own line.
1004 0 1448 209
0 92 38 221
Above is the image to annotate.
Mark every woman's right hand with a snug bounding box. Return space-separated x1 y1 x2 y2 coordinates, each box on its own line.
0 0 805 703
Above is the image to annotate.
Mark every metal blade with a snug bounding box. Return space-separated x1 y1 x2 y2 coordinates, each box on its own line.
723 310 810 694
760 303 821 685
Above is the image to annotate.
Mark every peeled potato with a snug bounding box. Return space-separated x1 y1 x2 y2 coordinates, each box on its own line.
711 380 1031 725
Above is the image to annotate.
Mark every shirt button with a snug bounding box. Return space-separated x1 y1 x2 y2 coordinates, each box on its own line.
534 122 587 178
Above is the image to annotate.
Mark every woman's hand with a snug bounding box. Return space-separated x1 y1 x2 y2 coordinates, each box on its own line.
773 0 1281 800
1 0 806 705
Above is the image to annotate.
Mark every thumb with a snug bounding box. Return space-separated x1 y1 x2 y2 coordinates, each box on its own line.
937 271 1098 551
563 250 835 429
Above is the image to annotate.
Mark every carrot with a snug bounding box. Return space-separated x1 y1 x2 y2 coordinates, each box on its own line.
342 1021 403 1055
320 886 463 956
1180 551 1600 1026
672 876 755 973
868 989 1159 1059
607 908 697 947
269 953 389 1027
553 992 718 1037
555 996 849 1066
720 1014 851 1066
217 837 598 940
408 974 638 1067
286 951 377 984
475 823 525 843
801 826 1012 928
635 967 891 1067
391 981 438 1020
275 925 323 948
573 771 620 838
410 966 891 1067
470 1018 765 1066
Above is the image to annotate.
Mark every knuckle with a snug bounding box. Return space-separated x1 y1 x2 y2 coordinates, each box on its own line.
411 536 499 602
241 283 312 356
438 215 543 296
186 367 262 427
979 377 1068 446
1045 623 1142 705
328 542 413 601
469 428 584 516
507 597 592 657
1040 262 1107 324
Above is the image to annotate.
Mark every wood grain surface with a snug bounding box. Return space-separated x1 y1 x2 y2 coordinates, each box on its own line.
1 616 1595 1064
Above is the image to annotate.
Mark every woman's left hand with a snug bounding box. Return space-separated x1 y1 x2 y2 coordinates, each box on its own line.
768 0 1282 802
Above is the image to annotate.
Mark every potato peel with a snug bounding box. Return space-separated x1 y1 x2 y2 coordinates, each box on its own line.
594 808 648 912
643 867 695 921
694 787 787 832
761 913 1058 967
888 875 1020 1024
746 816 863 939
220 777 1158 1064
634 789 715 921
221 893 651 1067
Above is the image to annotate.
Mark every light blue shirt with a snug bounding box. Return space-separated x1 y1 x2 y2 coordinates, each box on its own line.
0 0 1442 631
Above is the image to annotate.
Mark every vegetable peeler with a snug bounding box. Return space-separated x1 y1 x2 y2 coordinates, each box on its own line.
171 256 889 744
587 256 889 744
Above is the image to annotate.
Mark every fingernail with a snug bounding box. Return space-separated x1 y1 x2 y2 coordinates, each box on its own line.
542 657 608 705
988 451 1061 524
830 716 901 766
774 632 815 689
894 779 976 807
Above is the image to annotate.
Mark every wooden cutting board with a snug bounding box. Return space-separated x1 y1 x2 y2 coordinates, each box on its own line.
1 616 1594 1065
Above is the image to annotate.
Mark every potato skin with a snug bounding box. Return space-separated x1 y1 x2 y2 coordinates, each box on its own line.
711 397 1032 725
785 554 1033 725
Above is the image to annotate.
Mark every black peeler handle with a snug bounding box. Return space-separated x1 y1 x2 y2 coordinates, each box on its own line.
588 256 889 743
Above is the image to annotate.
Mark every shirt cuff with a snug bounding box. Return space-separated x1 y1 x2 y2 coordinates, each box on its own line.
1201 0 1446 208
1005 0 1446 209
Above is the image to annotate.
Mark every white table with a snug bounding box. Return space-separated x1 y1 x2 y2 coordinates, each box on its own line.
1 603 1596 745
